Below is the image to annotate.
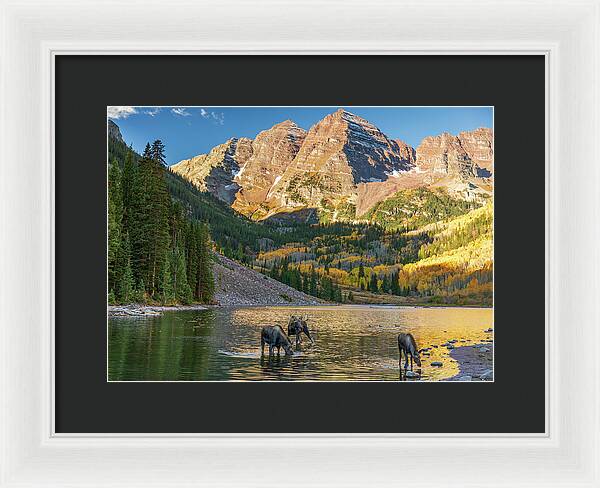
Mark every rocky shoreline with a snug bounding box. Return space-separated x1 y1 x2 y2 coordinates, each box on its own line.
446 343 494 381
108 304 209 317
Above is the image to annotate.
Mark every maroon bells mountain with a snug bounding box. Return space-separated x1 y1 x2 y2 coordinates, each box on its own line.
231 120 307 216
171 109 493 222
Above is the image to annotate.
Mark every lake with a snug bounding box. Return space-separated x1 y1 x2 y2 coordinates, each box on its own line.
108 305 493 381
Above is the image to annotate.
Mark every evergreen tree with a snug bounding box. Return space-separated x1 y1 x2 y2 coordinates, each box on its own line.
381 274 391 294
160 251 174 304
171 246 192 304
368 272 379 293
107 161 123 292
309 267 318 296
150 139 167 166
116 233 134 303
390 270 400 295
334 284 343 303
120 149 137 234
195 224 214 303
129 142 171 296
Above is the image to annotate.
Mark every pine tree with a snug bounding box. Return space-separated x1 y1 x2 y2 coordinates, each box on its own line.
160 251 174 304
381 274 391 294
390 270 400 295
120 149 137 234
116 233 134 303
108 161 123 292
369 272 379 293
334 284 343 302
150 139 167 166
195 223 214 303
129 142 171 296
302 273 309 294
136 278 146 303
185 221 198 293
309 267 318 296
171 246 193 304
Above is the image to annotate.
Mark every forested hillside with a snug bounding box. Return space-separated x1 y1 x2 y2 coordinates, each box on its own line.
362 188 478 231
108 140 214 305
253 203 493 305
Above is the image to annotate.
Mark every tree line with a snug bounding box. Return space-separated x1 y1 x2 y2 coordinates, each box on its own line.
108 140 214 305
263 258 344 303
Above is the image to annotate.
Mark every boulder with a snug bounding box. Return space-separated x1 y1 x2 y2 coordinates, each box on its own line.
480 369 494 380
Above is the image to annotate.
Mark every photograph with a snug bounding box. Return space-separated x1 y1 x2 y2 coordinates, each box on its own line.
6 0 599 483
107 106 494 382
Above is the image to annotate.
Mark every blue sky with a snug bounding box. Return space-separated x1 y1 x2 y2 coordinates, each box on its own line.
108 106 493 166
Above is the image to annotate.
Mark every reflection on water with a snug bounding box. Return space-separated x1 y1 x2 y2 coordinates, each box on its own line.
108 305 493 381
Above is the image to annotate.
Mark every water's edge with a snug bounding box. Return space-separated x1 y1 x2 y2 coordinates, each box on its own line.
108 303 493 318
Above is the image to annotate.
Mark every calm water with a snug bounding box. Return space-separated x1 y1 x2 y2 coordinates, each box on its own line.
108 305 493 381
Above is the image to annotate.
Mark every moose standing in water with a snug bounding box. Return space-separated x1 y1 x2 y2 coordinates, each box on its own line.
287 315 314 347
261 325 294 356
398 333 422 371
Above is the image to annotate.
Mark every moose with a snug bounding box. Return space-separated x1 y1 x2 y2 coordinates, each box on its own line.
397 332 422 371
287 315 314 347
261 325 294 356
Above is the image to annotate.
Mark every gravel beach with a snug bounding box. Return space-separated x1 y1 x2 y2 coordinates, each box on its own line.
447 343 494 381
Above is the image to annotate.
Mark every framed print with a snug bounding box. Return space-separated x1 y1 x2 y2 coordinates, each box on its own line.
1 1 599 487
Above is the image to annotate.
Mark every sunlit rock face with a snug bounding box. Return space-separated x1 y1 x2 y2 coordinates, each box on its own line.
108 119 123 142
411 128 494 203
393 138 417 166
170 110 494 221
171 137 253 204
265 109 416 210
416 132 478 179
415 128 494 180
458 128 494 175
231 120 306 217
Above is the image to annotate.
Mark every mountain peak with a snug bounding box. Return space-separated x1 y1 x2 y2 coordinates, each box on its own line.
170 113 493 222
331 108 362 122
415 128 494 179
274 119 298 128
269 119 306 138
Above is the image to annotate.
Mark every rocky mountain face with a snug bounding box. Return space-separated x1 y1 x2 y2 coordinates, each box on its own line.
107 119 123 142
169 110 493 222
171 137 253 204
415 128 493 179
457 127 494 174
264 110 415 213
231 120 306 216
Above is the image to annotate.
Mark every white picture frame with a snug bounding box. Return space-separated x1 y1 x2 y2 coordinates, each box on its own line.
1 0 598 486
